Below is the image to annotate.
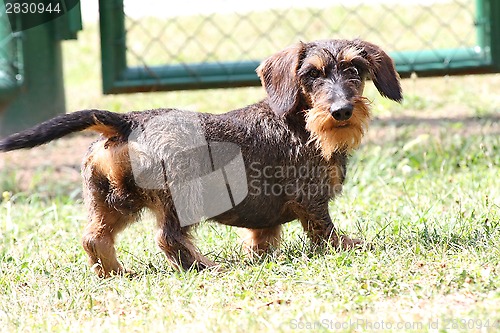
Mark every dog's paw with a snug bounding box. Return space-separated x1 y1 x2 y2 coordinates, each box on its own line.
92 262 137 279
333 235 368 251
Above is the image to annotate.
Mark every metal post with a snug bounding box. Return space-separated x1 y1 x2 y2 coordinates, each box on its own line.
487 0 500 71
0 18 64 136
0 2 81 137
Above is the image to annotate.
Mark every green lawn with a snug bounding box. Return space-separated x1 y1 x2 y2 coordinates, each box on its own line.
1 3 500 332
1 114 499 332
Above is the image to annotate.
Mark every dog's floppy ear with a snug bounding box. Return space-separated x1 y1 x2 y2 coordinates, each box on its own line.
256 43 305 115
358 40 403 102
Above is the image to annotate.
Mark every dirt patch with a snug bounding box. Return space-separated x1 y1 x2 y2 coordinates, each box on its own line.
0 134 95 192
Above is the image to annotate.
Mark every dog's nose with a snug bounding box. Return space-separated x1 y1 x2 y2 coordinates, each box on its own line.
330 103 354 121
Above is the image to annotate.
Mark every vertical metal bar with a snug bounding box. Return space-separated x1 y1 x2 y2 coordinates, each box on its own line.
475 0 487 50
477 0 500 70
0 3 19 97
99 0 127 94
486 0 500 70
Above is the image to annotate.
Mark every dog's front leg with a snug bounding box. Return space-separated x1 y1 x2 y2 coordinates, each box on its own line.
291 203 362 250
300 215 362 250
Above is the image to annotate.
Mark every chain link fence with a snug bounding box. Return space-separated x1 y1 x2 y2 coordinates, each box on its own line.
98 0 498 93
124 0 475 67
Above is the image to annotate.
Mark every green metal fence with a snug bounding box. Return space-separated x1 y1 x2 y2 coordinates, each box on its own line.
99 0 500 94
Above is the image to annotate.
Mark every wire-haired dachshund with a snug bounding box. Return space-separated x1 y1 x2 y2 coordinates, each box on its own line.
0 39 402 277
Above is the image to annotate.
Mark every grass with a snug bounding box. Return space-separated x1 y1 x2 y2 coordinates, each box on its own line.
1 128 499 332
1 2 500 332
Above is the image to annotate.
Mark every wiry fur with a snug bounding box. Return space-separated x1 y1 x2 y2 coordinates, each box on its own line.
0 39 402 277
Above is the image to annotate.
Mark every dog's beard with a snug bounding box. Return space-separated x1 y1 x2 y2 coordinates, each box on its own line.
305 97 371 159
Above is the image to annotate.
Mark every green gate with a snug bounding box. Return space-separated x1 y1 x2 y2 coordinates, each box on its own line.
99 0 500 94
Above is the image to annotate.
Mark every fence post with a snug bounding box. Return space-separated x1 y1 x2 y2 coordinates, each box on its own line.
488 0 500 71
0 4 82 136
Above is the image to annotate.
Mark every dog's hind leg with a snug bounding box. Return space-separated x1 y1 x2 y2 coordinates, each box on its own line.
82 209 138 278
81 144 142 277
153 208 216 271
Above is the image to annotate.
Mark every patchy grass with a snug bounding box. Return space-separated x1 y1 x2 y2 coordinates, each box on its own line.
1 122 499 332
1 3 500 333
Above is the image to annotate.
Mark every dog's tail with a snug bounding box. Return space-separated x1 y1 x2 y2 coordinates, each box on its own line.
0 110 131 152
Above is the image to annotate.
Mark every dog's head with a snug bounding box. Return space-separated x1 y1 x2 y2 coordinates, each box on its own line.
257 39 402 158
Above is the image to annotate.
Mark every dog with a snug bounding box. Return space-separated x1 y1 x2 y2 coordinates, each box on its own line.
0 39 402 277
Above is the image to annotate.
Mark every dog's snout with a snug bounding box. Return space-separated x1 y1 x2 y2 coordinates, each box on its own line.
330 103 354 121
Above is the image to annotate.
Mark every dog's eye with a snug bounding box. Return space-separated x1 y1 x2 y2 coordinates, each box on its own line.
308 68 321 79
344 67 360 77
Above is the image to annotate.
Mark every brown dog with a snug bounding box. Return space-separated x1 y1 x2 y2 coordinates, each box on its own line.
0 39 402 277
